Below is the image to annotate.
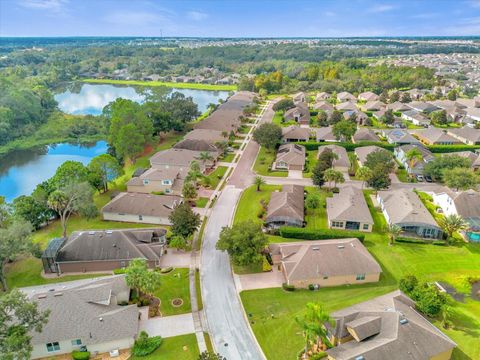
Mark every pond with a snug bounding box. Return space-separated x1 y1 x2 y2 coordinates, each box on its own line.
54 83 229 115
0 141 108 202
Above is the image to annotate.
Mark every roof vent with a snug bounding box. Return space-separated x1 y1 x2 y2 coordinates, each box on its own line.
312 247 320 251
355 356 365 360
400 318 409 325
337 245 345 249
99 317 103 322
88 231 95 235
54 292 63 297
37 294 47 299
106 230 113 234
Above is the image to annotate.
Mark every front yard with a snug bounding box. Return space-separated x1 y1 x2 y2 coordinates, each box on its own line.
253 146 288 177
130 333 200 360
153 268 191 316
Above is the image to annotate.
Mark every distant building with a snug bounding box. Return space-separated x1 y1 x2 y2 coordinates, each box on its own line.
273 143 306 171
318 145 350 172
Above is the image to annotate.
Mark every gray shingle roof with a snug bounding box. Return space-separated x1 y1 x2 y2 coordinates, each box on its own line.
266 185 304 223
354 146 389 165
276 143 306 167
353 128 380 142
318 145 350 169
327 186 374 224
102 192 182 218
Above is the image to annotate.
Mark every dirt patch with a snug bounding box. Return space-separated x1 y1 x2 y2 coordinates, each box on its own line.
148 297 161 317
437 281 465 303
471 281 480 301
171 298 184 307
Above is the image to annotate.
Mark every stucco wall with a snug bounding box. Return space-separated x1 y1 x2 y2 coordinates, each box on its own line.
103 212 172 225
57 259 158 274
328 221 373 233
288 273 380 288
127 181 175 195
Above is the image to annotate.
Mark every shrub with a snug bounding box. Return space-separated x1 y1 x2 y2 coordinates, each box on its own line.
279 227 365 242
282 283 295 292
72 351 90 360
308 284 315 291
399 275 418 294
412 284 447 317
296 141 395 152
427 144 480 153
132 331 163 356
310 352 328 360
160 267 173 273
262 257 272 272
113 268 126 274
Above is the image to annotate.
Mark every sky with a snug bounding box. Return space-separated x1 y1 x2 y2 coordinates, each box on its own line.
1 0 480 38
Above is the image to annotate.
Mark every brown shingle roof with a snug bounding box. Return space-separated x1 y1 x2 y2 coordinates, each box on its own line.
327 186 374 224
102 192 182 218
266 185 304 223
276 143 306 167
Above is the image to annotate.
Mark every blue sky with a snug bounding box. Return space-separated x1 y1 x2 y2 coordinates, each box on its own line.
1 0 479 37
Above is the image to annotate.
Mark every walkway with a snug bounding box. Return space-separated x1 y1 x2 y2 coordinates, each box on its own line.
139 312 195 338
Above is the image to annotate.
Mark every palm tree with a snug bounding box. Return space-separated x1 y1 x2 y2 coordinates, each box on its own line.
405 148 422 177
438 214 468 244
386 224 402 245
199 151 214 168
182 181 197 203
323 169 344 189
296 303 333 357
254 176 266 192
356 166 373 189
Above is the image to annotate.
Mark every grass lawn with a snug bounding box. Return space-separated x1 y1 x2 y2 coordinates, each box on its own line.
253 147 288 177
234 184 281 225
204 166 228 189
395 167 409 182
240 189 480 360
303 150 318 178
84 78 236 91
153 268 191 316
272 111 296 127
195 270 203 311
5 257 110 290
195 197 209 208
304 187 331 230
130 334 200 360
221 153 236 162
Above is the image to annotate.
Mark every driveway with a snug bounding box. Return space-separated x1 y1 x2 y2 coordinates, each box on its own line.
160 250 191 268
139 312 195 338
288 170 303 179
236 267 284 291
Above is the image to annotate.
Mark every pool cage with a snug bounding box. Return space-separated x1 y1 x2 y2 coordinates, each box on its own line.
41 237 66 274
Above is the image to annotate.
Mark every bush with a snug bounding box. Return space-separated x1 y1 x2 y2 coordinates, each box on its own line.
72 351 90 360
132 331 163 356
296 141 395 152
160 267 173 273
399 275 418 294
308 284 315 291
427 144 480 153
262 256 272 272
113 268 126 274
282 283 295 292
279 227 365 242
310 352 328 360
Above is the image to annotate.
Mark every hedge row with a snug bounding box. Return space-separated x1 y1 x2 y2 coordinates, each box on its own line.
297 141 396 152
279 227 365 242
427 144 480 153
396 237 446 246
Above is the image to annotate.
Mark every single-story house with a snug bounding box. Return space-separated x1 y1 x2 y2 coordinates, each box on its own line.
174 129 227 152
326 290 456 360
394 144 434 175
387 101 412 112
24 276 139 359
316 92 331 101
443 151 480 171
407 101 440 113
354 145 390 167
336 101 357 112
292 91 307 104
269 238 381 288
265 185 304 228
127 167 186 195
447 127 480 145
414 128 462 145
313 101 334 112
464 107 480 123
384 129 421 145
358 91 379 102
326 186 374 232
150 148 216 172
362 100 386 112
318 145 350 172
372 109 386 120
42 228 167 274
401 110 431 126
377 189 443 238
343 110 369 125
352 128 380 143
405 88 426 101
429 189 480 242
315 126 337 142
284 102 310 125
337 91 357 103
102 192 182 225
273 143 306 171
282 125 310 143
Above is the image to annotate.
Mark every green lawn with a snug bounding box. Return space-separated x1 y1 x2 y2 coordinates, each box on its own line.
253 147 288 177
272 111 296 127
304 187 331 230
204 166 228 189
84 78 236 91
5 257 110 290
153 268 191 316
221 153 236 162
234 184 281 225
240 189 480 360
303 150 318 178
195 270 203 311
395 167 409 182
131 334 200 360
195 197 209 208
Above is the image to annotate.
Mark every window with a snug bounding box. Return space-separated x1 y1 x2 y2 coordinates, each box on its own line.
162 180 172 185
332 221 343 228
356 274 366 281
143 179 150 185
363 224 369 230
323 276 328 280
71 339 82 346
139 215 143 221
46 342 60 352
165 189 171 194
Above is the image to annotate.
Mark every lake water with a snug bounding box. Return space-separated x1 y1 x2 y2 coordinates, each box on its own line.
55 83 229 115
0 141 108 202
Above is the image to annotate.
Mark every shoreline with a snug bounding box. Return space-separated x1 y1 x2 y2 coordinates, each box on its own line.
82 78 237 91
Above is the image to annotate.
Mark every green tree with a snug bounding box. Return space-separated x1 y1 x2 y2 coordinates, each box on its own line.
169 235 188 251
364 149 395 174
323 168 344 188
115 123 145 163
50 161 89 190
182 182 197 202
198 351 227 360
401 92 412 103
356 166 373 189
125 258 161 296
386 223 402 245
305 193 320 209
332 119 356 142
272 98 294 112
47 182 97 238
430 110 448 125
253 123 282 150
12 195 51 230
199 151 214 167
88 154 123 193
329 110 343 125
447 89 458 101
412 283 447 317
254 176 266 192
216 220 267 266
295 302 333 356
317 110 328 126
438 214 468 243
390 91 400 103
399 275 419 294
424 155 471 182
169 203 201 239
0 220 32 291
381 109 395 125
367 170 391 191
312 148 337 187
0 289 50 359
444 168 479 190
405 148 423 175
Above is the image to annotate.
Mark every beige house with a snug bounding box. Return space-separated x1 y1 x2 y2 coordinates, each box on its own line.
150 148 216 173
414 128 462 145
102 192 182 225
352 128 380 143
273 143 306 171
270 238 381 288
265 185 304 228
354 145 390 167
24 276 138 359
337 91 356 102
326 186 374 232
316 126 337 142
127 167 186 195
447 126 480 145
358 91 379 102
282 125 310 143
326 290 456 360
318 145 350 172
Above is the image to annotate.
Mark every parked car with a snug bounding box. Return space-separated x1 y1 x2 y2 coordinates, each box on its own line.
424 175 433 182
416 174 425 182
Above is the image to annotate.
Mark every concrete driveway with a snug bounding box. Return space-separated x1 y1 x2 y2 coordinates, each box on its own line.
139 312 195 338
160 250 191 268
288 170 304 179
236 267 284 291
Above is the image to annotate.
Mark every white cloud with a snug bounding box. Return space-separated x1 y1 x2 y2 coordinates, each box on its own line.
18 0 68 13
323 11 336 17
187 11 208 21
366 4 397 13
